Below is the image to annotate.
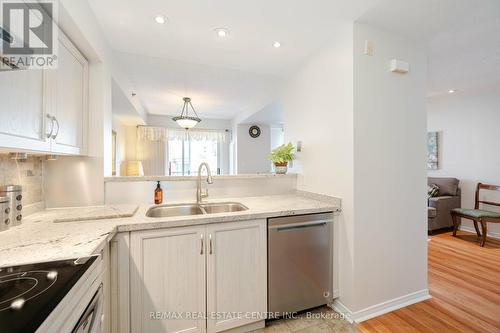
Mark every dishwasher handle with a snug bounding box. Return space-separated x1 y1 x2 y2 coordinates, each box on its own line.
270 220 329 232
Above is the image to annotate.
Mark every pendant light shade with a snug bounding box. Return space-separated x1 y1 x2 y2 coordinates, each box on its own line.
172 97 201 129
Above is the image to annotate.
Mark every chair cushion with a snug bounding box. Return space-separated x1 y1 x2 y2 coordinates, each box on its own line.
428 177 459 196
451 208 500 219
428 207 437 218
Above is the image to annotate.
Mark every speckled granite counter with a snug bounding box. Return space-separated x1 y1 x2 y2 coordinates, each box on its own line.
0 193 340 267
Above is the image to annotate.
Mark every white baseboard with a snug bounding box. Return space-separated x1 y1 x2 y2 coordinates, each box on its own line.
460 225 500 239
330 300 355 323
331 289 431 323
221 321 264 333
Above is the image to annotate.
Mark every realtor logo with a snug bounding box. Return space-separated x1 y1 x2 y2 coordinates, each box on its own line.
1 0 58 69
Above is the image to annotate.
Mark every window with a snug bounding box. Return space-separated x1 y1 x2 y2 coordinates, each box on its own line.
136 126 228 176
167 137 220 176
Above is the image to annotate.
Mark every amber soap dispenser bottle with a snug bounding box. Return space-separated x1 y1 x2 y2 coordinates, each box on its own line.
154 181 163 204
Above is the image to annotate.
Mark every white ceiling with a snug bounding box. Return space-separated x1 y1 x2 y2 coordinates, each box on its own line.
358 0 500 98
111 79 145 125
88 0 377 120
88 0 375 76
242 101 283 127
427 1 500 97
113 52 283 119
90 0 500 120
357 0 484 41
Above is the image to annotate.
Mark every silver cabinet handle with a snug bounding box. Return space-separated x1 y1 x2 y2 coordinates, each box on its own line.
276 221 327 232
200 234 204 255
269 219 332 230
209 234 213 255
51 116 60 139
46 114 54 138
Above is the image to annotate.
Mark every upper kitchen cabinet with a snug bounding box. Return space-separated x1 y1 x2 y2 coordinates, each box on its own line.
0 2 50 151
0 69 52 152
0 29 88 155
47 31 89 155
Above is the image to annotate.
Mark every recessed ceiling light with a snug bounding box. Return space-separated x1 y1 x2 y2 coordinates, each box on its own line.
273 41 281 48
154 15 167 24
215 28 229 38
448 89 456 94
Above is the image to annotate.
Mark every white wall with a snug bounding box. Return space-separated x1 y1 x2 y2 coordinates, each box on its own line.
45 0 142 207
282 22 428 321
282 22 356 310
428 92 500 237
105 175 297 204
236 124 271 174
124 126 137 163
44 64 111 207
112 116 127 176
270 127 284 150
352 23 428 314
44 155 105 207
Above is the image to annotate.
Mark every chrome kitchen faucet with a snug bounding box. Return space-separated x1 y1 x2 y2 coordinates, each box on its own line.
197 162 213 204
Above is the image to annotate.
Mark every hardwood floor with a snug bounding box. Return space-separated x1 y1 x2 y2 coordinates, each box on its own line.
357 231 500 333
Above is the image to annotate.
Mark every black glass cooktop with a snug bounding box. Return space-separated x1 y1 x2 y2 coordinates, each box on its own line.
0 256 97 333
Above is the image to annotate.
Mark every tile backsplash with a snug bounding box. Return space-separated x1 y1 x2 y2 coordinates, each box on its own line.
0 154 44 206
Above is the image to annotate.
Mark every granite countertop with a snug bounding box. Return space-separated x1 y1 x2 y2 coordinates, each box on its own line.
104 173 297 182
50 204 139 222
0 193 341 268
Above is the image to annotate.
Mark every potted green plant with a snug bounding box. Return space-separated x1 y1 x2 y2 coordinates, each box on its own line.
268 142 295 174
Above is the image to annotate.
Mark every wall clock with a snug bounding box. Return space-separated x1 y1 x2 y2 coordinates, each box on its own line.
249 125 261 138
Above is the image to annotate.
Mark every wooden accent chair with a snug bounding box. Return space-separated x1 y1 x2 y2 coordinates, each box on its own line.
451 183 500 247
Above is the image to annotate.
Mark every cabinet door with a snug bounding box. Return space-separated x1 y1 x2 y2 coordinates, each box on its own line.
130 227 207 333
0 69 52 152
51 32 88 154
206 220 267 333
110 232 131 333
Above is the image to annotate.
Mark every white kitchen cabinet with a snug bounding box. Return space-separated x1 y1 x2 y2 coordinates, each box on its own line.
206 220 267 333
0 69 52 152
130 226 207 333
0 1 51 152
123 220 267 333
110 233 131 333
48 31 88 155
0 30 88 155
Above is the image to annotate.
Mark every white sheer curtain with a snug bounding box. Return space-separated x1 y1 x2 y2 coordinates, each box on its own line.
136 126 229 176
137 126 229 143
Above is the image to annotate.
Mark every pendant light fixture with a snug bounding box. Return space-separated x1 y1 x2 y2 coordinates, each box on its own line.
172 97 201 129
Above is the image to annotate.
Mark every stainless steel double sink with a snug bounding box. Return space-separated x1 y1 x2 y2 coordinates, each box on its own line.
146 202 248 218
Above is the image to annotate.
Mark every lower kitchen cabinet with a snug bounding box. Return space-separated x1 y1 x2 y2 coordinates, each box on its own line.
130 226 207 333
206 221 267 333
118 219 267 333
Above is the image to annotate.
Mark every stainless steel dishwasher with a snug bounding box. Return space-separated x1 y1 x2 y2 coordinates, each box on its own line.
268 212 334 316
